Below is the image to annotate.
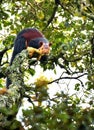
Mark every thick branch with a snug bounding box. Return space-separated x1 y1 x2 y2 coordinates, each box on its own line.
0 50 30 129
0 47 46 129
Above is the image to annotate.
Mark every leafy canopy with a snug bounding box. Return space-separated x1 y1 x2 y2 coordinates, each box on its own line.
0 0 94 130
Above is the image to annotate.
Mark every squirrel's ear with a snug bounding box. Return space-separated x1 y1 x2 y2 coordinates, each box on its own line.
39 41 43 47
49 42 52 46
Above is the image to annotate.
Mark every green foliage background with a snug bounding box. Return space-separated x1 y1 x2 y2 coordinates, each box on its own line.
0 0 94 130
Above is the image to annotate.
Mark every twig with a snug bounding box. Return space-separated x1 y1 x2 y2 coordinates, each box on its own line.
44 0 59 29
48 73 88 85
59 0 73 16
0 48 8 64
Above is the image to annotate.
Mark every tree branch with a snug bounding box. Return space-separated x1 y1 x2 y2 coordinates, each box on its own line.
0 50 31 129
81 11 94 21
0 47 8 64
59 0 74 15
44 0 59 29
48 73 88 85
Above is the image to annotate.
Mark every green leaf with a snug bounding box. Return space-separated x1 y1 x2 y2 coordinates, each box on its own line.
75 83 80 91
27 68 35 76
